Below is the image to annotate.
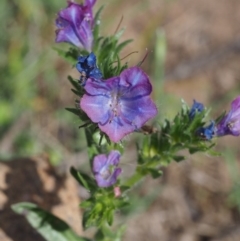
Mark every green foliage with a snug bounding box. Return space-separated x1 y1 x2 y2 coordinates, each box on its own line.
124 102 216 187
5 0 229 240
68 78 219 230
70 167 129 229
95 30 132 78
93 6 133 78
11 202 92 241
53 46 80 65
70 167 97 191
92 5 105 43
94 224 126 241
146 101 215 165
81 189 129 229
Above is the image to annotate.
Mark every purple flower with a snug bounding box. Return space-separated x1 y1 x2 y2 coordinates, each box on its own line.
76 52 102 85
216 96 240 136
93 150 122 188
80 67 158 142
189 100 204 120
55 0 96 51
197 121 215 140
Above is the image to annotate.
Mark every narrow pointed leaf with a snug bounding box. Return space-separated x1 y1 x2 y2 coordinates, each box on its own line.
70 167 96 191
11 202 91 241
68 76 81 91
115 39 133 54
65 108 81 116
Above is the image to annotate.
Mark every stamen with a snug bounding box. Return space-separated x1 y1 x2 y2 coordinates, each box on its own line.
101 169 111 180
137 48 149 67
227 122 234 129
112 51 138 64
114 15 124 34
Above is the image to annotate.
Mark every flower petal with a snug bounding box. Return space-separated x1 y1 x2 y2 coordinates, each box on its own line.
230 96 240 119
99 116 136 142
119 67 152 98
86 52 97 67
76 19 93 52
189 99 204 119
95 168 122 187
59 2 84 27
120 96 158 128
108 167 122 184
84 0 96 7
216 96 240 136
107 150 121 166
80 94 111 125
55 20 83 48
93 154 108 174
229 120 240 136
84 77 119 96
55 1 94 51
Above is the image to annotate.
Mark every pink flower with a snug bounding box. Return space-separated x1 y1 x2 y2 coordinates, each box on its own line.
216 96 240 136
93 151 122 188
55 0 96 51
80 67 158 142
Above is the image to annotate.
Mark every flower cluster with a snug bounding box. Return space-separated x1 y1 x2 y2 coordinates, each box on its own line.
55 0 96 51
189 100 204 120
54 1 240 221
189 100 215 140
197 121 215 140
80 66 158 142
76 52 102 85
55 2 158 143
188 96 240 140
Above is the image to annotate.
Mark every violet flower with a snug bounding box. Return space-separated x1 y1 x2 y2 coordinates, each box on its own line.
216 96 240 136
189 100 204 120
197 121 215 140
76 52 102 85
80 67 158 142
55 0 96 52
93 150 122 188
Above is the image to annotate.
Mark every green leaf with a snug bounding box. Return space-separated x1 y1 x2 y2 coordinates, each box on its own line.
215 111 226 124
114 28 125 40
80 200 93 209
68 76 82 91
189 147 200 154
93 5 104 43
94 224 126 241
71 88 83 97
52 46 78 65
82 210 91 230
65 108 80 116
11 202 91 241
173 155 185 162
115 39 133 54
106 209 113 226
147 168 163 179
70 167 96 191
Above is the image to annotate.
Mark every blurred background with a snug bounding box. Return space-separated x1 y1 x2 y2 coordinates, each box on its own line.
1 0 240 240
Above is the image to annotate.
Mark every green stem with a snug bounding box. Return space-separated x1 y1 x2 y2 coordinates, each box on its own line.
124 171 144 188
123 158 164 189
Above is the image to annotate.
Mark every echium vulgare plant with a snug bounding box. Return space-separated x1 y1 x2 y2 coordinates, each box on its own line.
11 1 240 241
